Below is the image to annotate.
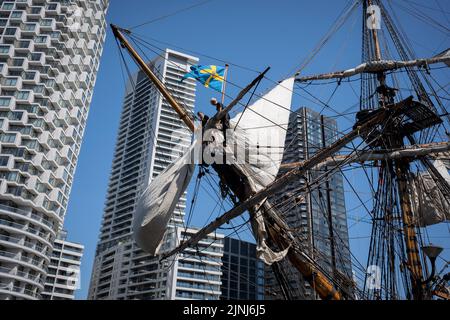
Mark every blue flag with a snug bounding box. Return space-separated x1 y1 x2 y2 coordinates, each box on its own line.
182 65 225 92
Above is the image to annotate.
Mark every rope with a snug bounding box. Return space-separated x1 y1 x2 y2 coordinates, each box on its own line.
128 0 215 30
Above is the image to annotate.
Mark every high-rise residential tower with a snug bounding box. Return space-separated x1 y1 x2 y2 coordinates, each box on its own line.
266 107 353 300
41 230 83 300
0 0 108 300
88 49 199 300
170 227 224 300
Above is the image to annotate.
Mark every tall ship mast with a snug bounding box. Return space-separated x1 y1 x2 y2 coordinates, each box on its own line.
110 0 450 300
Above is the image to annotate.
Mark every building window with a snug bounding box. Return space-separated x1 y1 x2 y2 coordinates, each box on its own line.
16 91 29 100
23 24 36 31
0 156 9 166
30 7 41 14
4 78 17 86
0 133 16 143
46 4 58 10
0 98 11 106
22 72 35 80
40 19 52 27
4 28 17 36
2 3 14 10
10 11 22 18
0 45 10 53
34 36 47 43
29 53 42 61
12 58 24 67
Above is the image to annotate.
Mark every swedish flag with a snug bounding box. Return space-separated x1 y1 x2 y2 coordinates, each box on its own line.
182 65 225 92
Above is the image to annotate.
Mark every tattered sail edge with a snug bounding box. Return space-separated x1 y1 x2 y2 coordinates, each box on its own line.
251 201 290 265
410 160 450 227
133 138 200 256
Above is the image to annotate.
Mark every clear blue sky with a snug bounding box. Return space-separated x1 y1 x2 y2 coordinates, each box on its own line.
63 0 450 299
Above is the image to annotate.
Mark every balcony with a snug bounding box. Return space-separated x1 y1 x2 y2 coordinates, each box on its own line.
0 285 39 300
0 44 13 58
2 27 20 41
21 23 39 35
0 63 7 77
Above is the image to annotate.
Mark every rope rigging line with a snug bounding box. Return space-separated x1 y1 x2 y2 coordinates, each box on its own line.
399 0 450 15
128 31 368 131
392 0 450 35
288 0 360 77
128 0 215 30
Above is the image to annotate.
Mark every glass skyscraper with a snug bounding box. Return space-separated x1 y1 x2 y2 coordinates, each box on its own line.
221 237 265 300
266 107 353 300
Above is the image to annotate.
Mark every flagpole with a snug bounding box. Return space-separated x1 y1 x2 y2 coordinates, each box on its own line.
221 64 229 105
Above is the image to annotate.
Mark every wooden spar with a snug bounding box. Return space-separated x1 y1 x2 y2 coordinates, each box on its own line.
111 24 196 133
265 220 343 300
160 99 409 260
221 64 229 105
280 141 450 170
217 67 270 118
295 56 450 82
396 158 426 300
433 290 450 300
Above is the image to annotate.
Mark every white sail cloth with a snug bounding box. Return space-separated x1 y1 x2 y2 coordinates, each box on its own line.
232 77 294 167
411 160 450 227
206 126 291 264
133 140 197 255
229 77 295 264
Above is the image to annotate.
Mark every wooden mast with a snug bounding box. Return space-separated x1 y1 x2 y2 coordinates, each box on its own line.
366 0 425 300
111 24 195 133
221 64 229 105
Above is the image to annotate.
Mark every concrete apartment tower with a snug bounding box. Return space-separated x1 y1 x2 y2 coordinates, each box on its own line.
169 227 224 300
266 107 353 300
0 0 108 299
41 230 83 300
88 49 203 300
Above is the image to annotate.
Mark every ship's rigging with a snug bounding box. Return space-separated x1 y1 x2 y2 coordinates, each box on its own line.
110 0 449 300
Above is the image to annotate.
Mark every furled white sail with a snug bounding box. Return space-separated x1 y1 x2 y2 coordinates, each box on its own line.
232 77 295 171
411 160 450 227
133 140 197 255
229 77 295 264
